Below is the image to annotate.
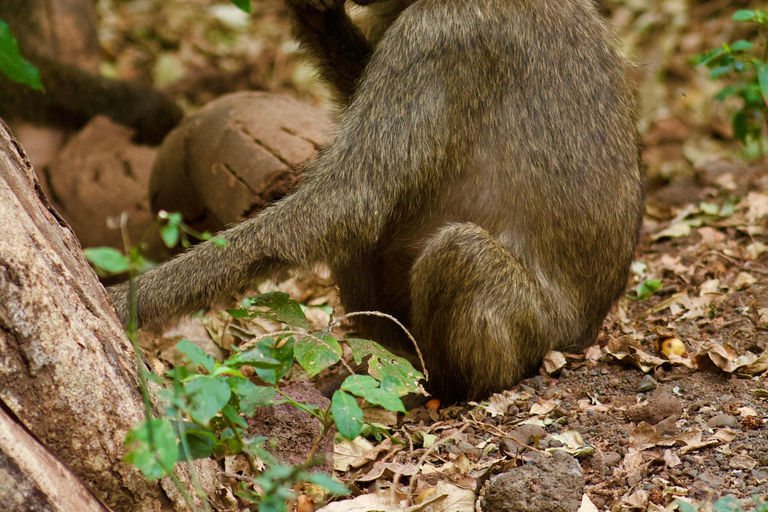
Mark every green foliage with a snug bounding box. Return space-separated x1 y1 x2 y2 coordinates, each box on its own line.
692 10 768 154
627 278 662 301
128 290 421 507
0 20 43 90
674 496 768 512
92 212 422 509
157 210 227 249
230 0 252 14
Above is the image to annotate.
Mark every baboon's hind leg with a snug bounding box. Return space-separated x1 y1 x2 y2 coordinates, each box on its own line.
409 223 557 402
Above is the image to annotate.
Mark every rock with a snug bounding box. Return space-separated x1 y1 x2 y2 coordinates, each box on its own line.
729 455 757 470
150 92 332 233
654 415 678 436
503 424 547 449
525 375 549 392
625 388 683 424
603 451 622 467
637 375 658 393
694 471 725 488
247 379 334 472
706 414 739 429
483 451 584 512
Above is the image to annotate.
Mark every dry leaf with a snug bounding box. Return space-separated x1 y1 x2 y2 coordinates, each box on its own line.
542 350 567 374
577 494 600 512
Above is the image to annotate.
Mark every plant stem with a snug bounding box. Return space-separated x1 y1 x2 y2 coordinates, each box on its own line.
226 416 260 476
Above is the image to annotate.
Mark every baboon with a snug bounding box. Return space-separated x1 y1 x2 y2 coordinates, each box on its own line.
111 0 645 402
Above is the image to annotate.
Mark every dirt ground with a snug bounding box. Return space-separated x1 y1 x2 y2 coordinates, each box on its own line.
14 0 768 510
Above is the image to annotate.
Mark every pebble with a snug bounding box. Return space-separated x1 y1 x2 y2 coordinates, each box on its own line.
637 375 658 392
695 471 725 487
526 375 548 391
655 415 678 435
706 414 739 429
603 451 622 467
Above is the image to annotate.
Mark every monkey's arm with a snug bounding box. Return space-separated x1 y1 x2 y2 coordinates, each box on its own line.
110 3 448 330
286 1 373 105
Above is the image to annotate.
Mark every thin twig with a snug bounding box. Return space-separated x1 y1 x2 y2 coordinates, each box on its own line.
329 311 428 381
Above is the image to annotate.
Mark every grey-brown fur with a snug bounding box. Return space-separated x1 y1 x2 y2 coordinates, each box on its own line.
110 0 645 402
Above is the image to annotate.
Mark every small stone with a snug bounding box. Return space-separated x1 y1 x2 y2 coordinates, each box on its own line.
655 415 678 435
637 375 658 392
484 451 584 512
526 375 549 391
706 414 739 429
695 471 725 487
625 389 683 424
684 468 698 478
603 451 622 467
608 378 621 388
509 424 547 446
751 469 768 482
729 455 757 470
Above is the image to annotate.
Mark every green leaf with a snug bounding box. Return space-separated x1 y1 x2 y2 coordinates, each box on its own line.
709 61 735 79
83 247 129 274
340 374 380 396
230 0 252 13
172 421 217 460
715 84 742 101
176 339 215 374
757 63 768 102
733 10 757 22
294 335 342 377
713 496 741 512
346 339 424 395
228 377 275 416
693 46 725 67
253 337 295 385
332 390 363 440
245 292 312 330
730 40 754 52
629 278 662 301
673 501 698 512
307 473 349 495
222 403 248 428
160 224 180 248
184 376 232 425
124 419 178 480
226 346 282 369
340 374 406 412
733 111 749 142
0 21 43 90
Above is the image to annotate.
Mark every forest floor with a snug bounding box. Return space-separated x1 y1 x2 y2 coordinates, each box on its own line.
19 0 768 511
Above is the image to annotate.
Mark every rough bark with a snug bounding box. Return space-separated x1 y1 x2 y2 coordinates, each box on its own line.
0 120 217 511
0 405 110 512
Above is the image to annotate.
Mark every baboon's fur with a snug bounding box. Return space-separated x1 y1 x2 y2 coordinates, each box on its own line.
111 0 645 401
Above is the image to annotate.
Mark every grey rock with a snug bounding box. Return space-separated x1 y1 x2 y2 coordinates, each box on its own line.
637 375 658 393
483 451 584 512
706 414 739 429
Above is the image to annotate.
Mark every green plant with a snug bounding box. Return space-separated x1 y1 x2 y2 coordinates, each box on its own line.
675 495 768 512
0 20 42 90
86 212 425 511
627 278 662 301
693 10 768 155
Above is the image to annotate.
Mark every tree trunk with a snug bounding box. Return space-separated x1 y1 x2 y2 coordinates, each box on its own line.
0 405 110 512
0 120 217 511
